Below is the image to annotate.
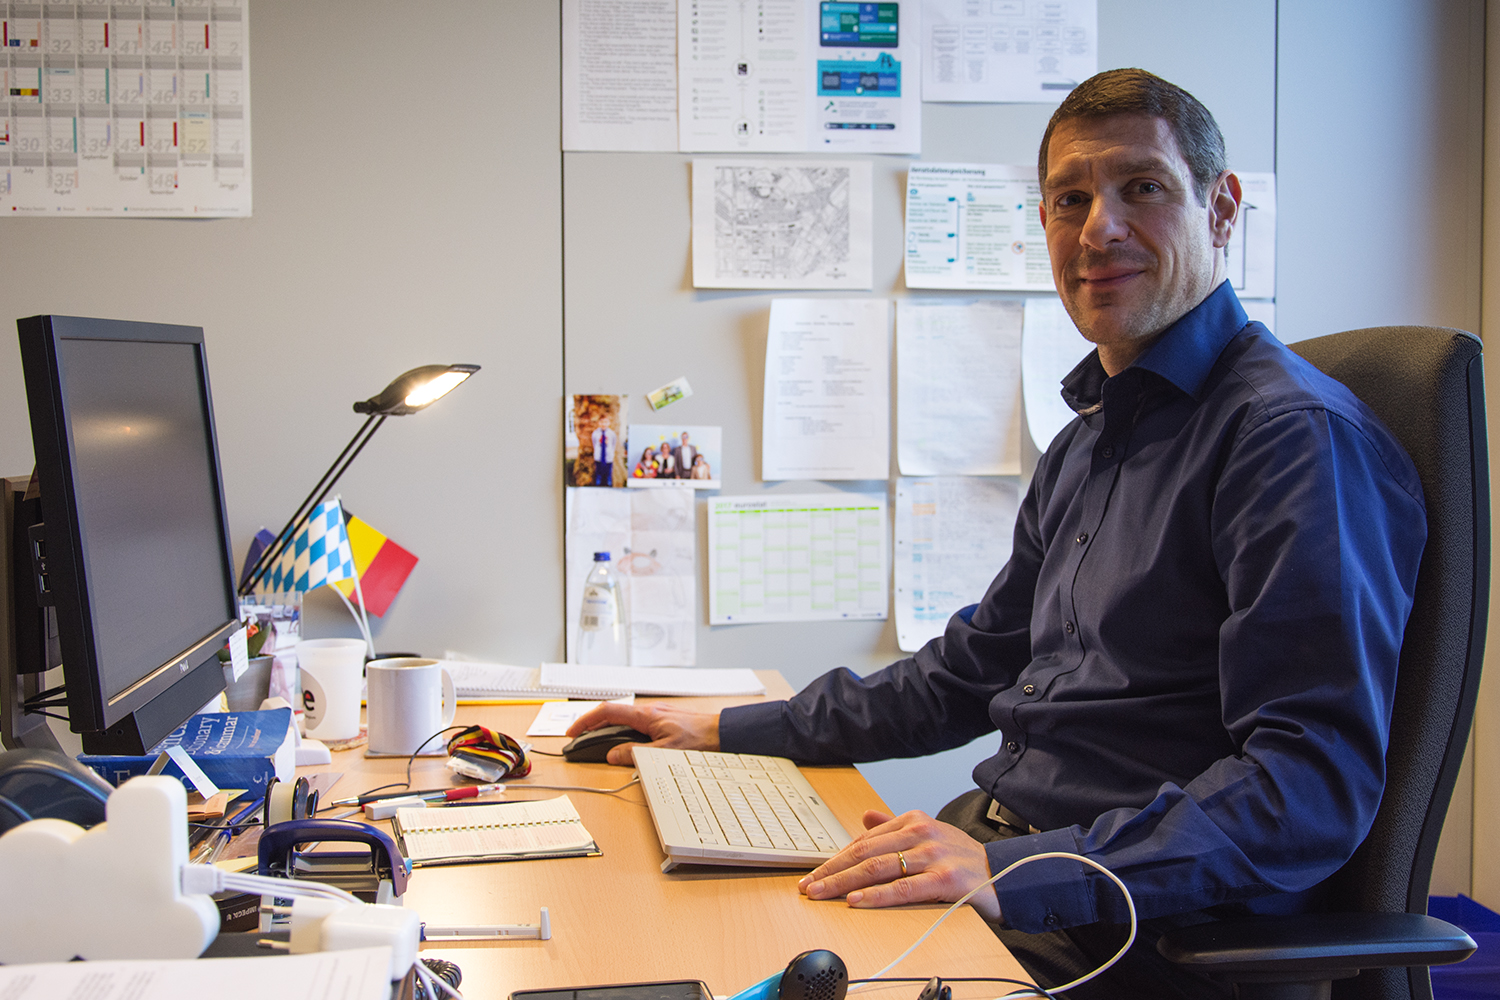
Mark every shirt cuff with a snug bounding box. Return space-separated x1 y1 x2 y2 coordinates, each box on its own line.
718 701 791 755
984 827 1098 933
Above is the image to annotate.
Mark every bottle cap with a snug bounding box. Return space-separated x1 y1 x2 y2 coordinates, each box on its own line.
593 551 610 561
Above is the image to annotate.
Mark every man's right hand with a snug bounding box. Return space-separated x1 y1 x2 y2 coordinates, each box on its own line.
564 702 721 765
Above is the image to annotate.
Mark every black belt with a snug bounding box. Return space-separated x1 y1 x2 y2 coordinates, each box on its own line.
985 798 1040 835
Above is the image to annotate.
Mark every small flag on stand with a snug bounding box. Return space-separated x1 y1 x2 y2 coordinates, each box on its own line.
259 499 358 594
333 513 418 617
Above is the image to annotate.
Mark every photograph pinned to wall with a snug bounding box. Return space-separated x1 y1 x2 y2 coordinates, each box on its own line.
646 375 694 411
627 424 722 489
565 395 629 488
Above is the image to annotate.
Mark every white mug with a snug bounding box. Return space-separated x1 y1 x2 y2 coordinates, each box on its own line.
295 638 367 741
366 658 457 756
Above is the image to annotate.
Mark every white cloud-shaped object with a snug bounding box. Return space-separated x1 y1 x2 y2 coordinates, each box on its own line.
0 775 219 963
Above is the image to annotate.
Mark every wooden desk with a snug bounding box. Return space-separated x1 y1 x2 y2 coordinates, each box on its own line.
314 672 1025 999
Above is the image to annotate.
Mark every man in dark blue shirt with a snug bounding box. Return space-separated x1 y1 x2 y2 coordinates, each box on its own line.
571 69 1426 999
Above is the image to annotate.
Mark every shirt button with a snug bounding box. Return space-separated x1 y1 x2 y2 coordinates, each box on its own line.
1065 620 1075 634
1006 741 1019 753
1076 532 1088 545
1044 914 1061 928
1101 445 1115 459
1023 684 1036 696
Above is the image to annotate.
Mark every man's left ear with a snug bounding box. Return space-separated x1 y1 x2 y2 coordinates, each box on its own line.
1210 171 1242 250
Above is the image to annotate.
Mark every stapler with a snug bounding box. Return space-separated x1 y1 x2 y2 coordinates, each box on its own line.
257 818 411 919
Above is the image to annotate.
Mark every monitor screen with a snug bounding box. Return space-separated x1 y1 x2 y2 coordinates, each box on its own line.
60 337 233 702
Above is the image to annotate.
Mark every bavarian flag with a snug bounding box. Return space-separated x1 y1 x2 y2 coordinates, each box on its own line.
333 512 418 617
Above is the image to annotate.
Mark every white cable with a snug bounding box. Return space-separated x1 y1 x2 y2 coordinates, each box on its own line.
415 959 465 1000
858 851 1136 998
182 864 365 906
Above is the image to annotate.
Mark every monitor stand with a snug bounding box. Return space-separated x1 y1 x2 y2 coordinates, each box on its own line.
1 475 62 752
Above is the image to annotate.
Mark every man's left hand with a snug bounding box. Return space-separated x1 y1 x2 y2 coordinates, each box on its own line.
798 810 1001 922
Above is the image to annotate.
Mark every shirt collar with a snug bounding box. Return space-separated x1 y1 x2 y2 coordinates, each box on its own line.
1059 280 1248 414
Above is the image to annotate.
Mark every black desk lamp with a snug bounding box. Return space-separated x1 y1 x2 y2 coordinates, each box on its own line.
239 363 479 597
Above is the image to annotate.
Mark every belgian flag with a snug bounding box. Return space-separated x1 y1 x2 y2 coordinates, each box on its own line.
333 513 418 617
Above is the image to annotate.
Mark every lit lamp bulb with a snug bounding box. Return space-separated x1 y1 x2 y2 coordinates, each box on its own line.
353 364 480 417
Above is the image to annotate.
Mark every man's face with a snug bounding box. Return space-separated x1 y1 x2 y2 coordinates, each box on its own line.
1040 114 1238 371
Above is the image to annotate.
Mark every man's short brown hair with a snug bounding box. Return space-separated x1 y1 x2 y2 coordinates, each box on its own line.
1038 68 1226 205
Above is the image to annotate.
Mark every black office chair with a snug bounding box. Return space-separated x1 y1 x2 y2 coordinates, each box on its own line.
1158 327 1489 1000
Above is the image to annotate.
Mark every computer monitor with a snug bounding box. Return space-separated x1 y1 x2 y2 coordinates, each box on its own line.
4 316 238 755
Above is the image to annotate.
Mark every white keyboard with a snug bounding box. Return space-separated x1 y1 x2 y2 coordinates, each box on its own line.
633 747 853 872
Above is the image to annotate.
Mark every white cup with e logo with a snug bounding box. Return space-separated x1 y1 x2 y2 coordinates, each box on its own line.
295 638 367 742
366 658 457 756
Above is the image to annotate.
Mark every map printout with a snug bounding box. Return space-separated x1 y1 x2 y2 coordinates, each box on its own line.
692 158 872 289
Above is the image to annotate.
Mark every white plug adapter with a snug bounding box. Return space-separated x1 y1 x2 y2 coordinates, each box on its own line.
287 896 420 981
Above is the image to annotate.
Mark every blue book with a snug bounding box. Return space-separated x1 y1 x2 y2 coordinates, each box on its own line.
78 708 296 793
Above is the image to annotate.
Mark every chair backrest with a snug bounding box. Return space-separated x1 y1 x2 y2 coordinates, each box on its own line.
1290 326 1489 1000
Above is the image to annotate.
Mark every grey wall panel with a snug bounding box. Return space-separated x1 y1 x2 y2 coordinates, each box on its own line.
1278 0 1485 344
0 0 565 667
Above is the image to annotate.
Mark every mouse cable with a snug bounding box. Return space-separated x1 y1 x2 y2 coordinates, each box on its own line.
505 774 641 795
854 851 1135 999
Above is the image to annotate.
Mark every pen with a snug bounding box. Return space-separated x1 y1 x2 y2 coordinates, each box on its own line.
333 783 506 807
422 908 551 941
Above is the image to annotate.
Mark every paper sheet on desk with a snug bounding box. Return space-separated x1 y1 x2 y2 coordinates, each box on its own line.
897 299 1023 476
528 699 634 736
762 299 890 480
540 663 767 697
0 947 392 999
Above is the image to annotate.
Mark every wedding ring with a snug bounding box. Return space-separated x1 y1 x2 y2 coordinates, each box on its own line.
896 850 909 877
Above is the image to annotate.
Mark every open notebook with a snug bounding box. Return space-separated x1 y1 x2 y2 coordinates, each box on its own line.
391 795 599 867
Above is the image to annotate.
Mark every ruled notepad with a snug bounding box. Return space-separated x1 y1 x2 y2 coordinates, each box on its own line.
391 795 599 867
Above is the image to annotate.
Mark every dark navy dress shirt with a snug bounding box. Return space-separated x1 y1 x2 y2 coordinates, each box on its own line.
719 282 1426 934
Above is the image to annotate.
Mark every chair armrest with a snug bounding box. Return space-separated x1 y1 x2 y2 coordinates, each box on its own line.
1156 912 1475 977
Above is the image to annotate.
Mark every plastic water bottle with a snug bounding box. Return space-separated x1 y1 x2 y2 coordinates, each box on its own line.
576 551 629 666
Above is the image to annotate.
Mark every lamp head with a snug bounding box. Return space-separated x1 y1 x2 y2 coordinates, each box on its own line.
353 364 479 416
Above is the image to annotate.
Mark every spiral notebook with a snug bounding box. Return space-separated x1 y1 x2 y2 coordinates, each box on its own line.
391 795 600 867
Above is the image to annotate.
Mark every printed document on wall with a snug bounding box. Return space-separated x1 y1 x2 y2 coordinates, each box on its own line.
763 298 890 481
563 0 678 151
1021 296 1092 453
679 0 808 152
709 492 887 624
894 476 1018 651
904 163 1052 291
1 0 251 217
897 299 1023 476
921 0 1096 104
693 158 873 289
566 486 696 666
811 1 922 154
1226 171 1275 301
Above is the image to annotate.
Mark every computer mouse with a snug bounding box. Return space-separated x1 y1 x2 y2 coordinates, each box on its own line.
561 724 651 763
